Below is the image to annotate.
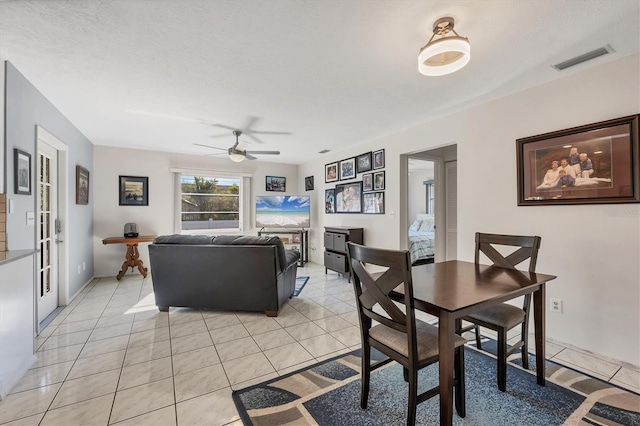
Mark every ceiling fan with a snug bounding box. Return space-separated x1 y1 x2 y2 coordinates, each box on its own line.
195 130 280 162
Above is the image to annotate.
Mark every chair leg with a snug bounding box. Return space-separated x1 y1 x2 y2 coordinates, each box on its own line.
361 342 371 409
521 322 530 370
403 367 409 382
497 327 507 392
474 325 482 349
407 368 418 426
454 346 466 418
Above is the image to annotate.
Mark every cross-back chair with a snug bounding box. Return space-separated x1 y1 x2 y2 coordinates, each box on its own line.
459 232 541 392
347 242 466 426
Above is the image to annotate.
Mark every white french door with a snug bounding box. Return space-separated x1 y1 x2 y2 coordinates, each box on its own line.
37 142 59 323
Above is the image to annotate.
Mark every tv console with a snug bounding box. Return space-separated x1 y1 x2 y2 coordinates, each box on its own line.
258 229 308 267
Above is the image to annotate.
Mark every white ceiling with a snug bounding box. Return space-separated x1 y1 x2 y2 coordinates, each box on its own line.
1 1 638 164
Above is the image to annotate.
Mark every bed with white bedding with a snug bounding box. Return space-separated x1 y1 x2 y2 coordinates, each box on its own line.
408 214 435 265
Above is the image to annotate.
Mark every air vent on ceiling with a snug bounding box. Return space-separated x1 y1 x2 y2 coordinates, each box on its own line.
318 149 331 154
551 44 614 71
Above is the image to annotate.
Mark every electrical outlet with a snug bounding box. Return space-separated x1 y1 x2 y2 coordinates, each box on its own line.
550 298 563 314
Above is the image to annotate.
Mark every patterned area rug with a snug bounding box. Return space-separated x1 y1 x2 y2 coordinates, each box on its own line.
293 276 309 297
232 345 639 425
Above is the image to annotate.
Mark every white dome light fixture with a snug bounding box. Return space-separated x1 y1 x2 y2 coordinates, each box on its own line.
228 149 245 162
418 17 470 76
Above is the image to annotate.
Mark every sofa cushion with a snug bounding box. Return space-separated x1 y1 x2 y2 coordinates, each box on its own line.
153 234 216 245
212 235 291 271
286 250 301 267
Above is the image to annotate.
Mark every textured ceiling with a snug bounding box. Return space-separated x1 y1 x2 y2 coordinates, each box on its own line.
1 0 638 164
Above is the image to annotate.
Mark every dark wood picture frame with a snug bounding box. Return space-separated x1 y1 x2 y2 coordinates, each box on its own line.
14 149 31 195
305 176 314 191
325 162 338 183
325 188 335 213
362 172 373 192
335 181 363 213
363 191 385 214
373 148 385 170
76 165 89 205
517 114 639 206
266 176 286 192
119 175 149 206
373 171 385 190
356 152 372 173
339 157 356 180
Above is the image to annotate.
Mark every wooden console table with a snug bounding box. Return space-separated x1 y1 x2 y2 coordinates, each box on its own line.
102 236 156 280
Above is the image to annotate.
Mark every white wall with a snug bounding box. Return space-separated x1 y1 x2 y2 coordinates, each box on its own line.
299 54 640 365
92 146 299 277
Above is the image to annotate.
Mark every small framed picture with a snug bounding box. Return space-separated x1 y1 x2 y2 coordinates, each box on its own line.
363 191 385 214
362 173 373 192
356 152 372 173
339 157 356 180
373 149 385 170
292 233 301 243
374 171 385 190
335 181 363 213
325 162 338 183
119 176 149 206
14 149 31 195
305 176 314 191
266 176 286 192
76 165 90 205
325 188 335 213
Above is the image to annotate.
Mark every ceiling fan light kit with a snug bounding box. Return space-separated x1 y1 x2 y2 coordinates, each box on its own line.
418 17 470 76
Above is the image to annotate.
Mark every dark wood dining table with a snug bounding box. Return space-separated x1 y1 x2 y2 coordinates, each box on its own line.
391 260 557 426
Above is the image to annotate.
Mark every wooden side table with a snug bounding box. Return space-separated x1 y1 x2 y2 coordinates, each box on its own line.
102 236 156 280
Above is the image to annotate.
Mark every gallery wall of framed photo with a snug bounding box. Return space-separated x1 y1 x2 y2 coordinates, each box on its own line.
325 149 385 214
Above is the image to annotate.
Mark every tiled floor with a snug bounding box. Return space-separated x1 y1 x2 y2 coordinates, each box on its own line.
1 262 638 425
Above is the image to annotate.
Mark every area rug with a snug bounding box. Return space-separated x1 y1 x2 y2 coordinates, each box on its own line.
293 276 309 296
232 345 639 425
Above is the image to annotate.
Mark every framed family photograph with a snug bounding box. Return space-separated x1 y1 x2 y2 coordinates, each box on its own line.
374 171 385 190
325 162 338 183
266 176 286 192
14 149 31 195
325 188 335 213
339 157 356 180
373 149 385 170
335 181 362 213
356 152 372 173
305 176 314 191
363 191 385 214
119 175 149 206
517 114 639 206
76 165 90 205
362 173 373 192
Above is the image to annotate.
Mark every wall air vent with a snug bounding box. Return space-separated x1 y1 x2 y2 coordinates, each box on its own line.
318 149 331 154
552 45 614 71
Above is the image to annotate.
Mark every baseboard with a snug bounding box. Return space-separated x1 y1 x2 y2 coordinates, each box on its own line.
0 353 37 400
67 275 95 304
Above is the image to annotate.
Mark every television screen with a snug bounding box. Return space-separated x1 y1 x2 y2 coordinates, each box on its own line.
256 195 310 229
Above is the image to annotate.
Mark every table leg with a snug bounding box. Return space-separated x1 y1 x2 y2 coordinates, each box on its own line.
438 313 455 425
116 244 136 281
533 283 546 385
132 244 148 278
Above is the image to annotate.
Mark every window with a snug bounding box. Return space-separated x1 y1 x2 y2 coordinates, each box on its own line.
424 180 435 215
178 173 245 232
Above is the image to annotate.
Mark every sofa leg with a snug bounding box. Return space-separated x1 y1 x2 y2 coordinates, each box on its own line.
158 306 169 312
265 311 278 317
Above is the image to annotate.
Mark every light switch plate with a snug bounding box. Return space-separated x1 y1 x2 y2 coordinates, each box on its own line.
26 211 35 226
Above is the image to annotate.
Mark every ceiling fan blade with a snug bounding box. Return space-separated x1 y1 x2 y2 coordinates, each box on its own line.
246 150 280 155
243 116 260 131
250 130 292 135
245 133 265 144
194 143 226 151
208 123 238 131
245 154 258 160
204 153 227 157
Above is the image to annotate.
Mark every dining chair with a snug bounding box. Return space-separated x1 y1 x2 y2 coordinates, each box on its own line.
459 232 541 392
347 242 466 426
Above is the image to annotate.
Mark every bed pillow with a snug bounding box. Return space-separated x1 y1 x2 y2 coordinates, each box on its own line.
409 219 422 231
418 219 434 232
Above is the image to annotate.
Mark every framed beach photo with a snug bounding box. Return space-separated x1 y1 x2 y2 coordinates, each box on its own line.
266 176 286 192
517 114 639 205
14 149 31 195
325 188 335 213
339 157 356 180
325 162 338 183
335 181 363 213
373 149 385 170
363 191 385 214
373 171 385 190
356 152 372 173
119 175 149 206
76 165 90 205
362 173 373 192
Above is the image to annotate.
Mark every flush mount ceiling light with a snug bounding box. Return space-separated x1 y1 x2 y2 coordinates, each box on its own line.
418 17 470 76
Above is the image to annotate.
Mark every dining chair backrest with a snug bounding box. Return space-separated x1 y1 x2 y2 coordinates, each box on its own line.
475 233 541 273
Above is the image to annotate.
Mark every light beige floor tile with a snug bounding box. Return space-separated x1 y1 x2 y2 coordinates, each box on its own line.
30 344 84 370
40 393 114 426
234 312 265 323
50 318 98 336
339 311 359 325
215 336 261 362
229 372 279 391
110 377 175 424
171 331 214 355
252 329 296 351
276 359 318 376
134 309 168 322
111 405 176 426
172 345 221 376
200 309 233 319
553 348 620 379
0 384 61 424
68 350 126 380
174 364 230 402
0 412 45 426
610 366 640 393
330 325 361 347
95 314 136 329
127 327 170 348
315 347 353 362
263 342 314 370
169 319 208 338
222 353 275 385
62 310 103 323
168 309 203 326
131 316 168 333
209 324 250 344
298 306 335 321
314 315 353 332
79 335 129 358
123 339 172 366
176 387 239 426
40 330 92 351
299 334 347 358
88 323 133 342
285 322 326 341
242 317 282 335
50 369 120 409
117 356 173 390
323 301 356 315
205 315 241 330
10 361 74 394
273 310 309 328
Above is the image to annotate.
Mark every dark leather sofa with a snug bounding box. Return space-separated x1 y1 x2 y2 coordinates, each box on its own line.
148 234 300 316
